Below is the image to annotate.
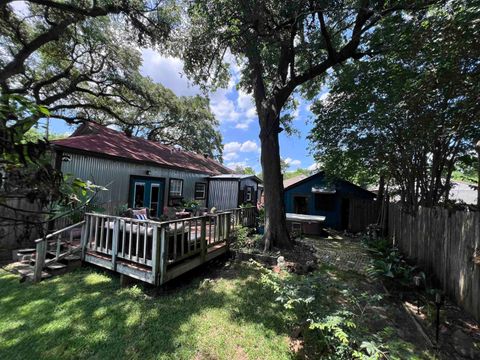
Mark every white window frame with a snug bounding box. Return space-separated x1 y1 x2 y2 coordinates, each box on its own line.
245 186 253 202
194 182 207 200
133 182 146 207
169 179 183 197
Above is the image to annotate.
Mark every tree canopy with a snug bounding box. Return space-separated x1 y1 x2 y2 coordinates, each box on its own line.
179 0 433 248
1 1 222 158
0 1 223 237
309 0 480 208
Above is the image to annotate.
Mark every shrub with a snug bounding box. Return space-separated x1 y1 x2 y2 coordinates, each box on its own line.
255 262 387 359
231 225 262 249
364 237 423 286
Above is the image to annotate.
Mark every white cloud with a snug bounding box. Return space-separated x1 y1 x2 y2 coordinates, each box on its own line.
235 119 253 130
224 141 242 153
226 161 248 169
223 152 239 161
210 99 241 123
223 140 260 170
284 157 301 168
141 49 258 130
10 1 29 15
141 49 201 97
224 140 258 154
237 90 255 114
319 91 329 101
308 163 321 171
240 140 258 152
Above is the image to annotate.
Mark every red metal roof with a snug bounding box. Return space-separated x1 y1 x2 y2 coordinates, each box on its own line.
52 122 232 175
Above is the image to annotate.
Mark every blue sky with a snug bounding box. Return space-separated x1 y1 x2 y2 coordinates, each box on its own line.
47 48 324 173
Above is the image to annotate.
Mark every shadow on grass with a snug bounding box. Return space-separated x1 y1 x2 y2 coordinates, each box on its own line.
0 258 291 360
0 255 433 360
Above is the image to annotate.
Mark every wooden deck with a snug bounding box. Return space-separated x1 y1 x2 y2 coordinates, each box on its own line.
32 207 257 285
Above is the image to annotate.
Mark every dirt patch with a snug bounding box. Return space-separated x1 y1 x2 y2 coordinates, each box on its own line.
233 240 317 274
388 288 480 359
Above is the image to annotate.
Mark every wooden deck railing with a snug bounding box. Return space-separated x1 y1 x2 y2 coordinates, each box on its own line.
222 206 257 229
32 206 256 284
81 211 233 285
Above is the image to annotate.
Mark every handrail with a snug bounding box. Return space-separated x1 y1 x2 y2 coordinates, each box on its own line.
34 220 86 282
34 221 85 243
84 212 233 226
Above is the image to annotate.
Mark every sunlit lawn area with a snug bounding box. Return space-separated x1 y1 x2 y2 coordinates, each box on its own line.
0 264 291 360
0 261 433 359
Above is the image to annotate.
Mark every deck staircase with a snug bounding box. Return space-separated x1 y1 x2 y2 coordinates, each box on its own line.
8 222 84 282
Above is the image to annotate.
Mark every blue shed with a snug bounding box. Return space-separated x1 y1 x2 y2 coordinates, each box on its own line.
284 172 375 230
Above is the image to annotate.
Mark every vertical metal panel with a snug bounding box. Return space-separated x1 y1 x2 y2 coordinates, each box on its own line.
61 153 210 213
207 180 239 210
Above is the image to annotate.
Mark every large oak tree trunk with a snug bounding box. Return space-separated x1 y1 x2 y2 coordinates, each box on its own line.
260 119 291 250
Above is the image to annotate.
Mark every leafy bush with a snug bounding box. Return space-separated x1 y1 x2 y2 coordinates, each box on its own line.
257 207 265 224
231 225 262 249
364 237 424 286
254 262 387 359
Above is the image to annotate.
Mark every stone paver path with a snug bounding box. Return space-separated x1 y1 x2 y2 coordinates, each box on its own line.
302 233 371 275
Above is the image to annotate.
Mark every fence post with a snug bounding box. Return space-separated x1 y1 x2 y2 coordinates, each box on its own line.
151 225 159 285
80 216 89 260
225 213 232 248
55 236 61 263
159 225 168 285
111 218 119 271
33 239 47 282
200 217 207 262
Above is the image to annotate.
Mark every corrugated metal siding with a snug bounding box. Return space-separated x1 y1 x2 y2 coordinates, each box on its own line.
208 180 239 210
61 152 210 213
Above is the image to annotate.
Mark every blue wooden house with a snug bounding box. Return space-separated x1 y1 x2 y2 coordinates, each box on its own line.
284 171 375 231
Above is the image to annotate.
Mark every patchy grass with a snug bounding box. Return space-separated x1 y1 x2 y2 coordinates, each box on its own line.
0 265 290 360
0 261 435 359
258 262 435 359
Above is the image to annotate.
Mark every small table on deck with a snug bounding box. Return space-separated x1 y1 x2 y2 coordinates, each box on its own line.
286 213 326 236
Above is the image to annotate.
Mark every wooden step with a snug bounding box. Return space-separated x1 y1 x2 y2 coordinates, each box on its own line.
17 248 35 255
46 262 68 276
4 262 52 282
61 255 82 270
17 254 33 264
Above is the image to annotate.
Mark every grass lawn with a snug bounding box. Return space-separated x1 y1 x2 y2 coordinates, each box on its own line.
0 260 434 359
0 263 291 360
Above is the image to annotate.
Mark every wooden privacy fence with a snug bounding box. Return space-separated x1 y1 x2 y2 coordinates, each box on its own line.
388 203 480 321
0 198 44 262
348 198 379 232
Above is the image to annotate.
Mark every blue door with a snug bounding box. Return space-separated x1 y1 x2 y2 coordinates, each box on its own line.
129 177 165 217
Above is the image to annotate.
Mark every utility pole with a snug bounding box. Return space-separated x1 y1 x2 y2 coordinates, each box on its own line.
476 140 480 208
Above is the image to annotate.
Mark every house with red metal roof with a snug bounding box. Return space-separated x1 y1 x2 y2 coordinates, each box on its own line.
52 122 261 215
